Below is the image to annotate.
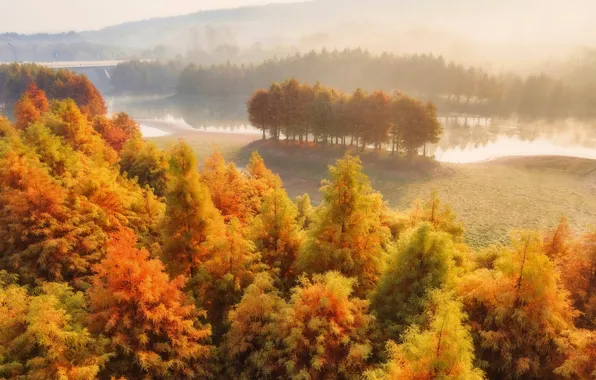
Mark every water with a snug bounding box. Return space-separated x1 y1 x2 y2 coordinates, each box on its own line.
113 96 596 164
435 134 596 163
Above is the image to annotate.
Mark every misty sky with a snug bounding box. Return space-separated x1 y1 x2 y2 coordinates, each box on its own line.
0 0 299 34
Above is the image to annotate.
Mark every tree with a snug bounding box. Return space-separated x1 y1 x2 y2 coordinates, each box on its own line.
298 154 389 295
274 272 374 379
93 112 141 152
371 223 462 341
244 151 281 214
0 281 109 379
24 82 49 113
408 191 465 241
88 229 213 379
250 187 304 291
366 291 484 380
222 273 286 379
460 231 577 379
0 151 107 285
542 216 572 260
201 150 252 223
14 95 41 130
558 228 596 328
161 141 226 277
119 136 169 197
247 88 270 140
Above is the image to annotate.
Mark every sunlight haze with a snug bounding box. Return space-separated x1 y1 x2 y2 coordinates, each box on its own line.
0 0 299 33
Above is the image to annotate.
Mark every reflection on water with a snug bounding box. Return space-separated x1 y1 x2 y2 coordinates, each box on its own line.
112 95 596 164
435 135 596 163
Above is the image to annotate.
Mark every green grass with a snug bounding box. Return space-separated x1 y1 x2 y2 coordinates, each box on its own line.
151 134 596 248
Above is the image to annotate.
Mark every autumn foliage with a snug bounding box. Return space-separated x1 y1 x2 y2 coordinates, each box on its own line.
1 74 596 379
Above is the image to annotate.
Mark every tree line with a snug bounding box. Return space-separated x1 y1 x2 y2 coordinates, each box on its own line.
112 49 596 120
0 81 594 379
0 63 106 116
247 79 442 156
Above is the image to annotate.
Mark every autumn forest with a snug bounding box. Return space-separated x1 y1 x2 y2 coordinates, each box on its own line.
0 63 592 380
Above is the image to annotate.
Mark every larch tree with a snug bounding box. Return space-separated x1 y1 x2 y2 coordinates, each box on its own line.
222 273 286 380
297 154 390 296
408 191 465 241
88 229 214 379
366 291 484 380
244 151 281 214
558 228 596 328
250 186 304 291
0 151 107 285
460 231 577 379
274 272 374 379
542 216 572 260
371 223 462 341
119 136 169 197
0 281 110 379
161 141 226 277
201 150 252 223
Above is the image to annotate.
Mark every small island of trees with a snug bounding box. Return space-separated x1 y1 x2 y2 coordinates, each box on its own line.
247 79 442 157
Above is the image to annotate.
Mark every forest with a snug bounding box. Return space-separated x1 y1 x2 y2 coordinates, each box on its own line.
0 74 594 379
112 49 596 120
247 79 442 156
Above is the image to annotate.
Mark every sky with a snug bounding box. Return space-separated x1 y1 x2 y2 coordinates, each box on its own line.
0 0 298 34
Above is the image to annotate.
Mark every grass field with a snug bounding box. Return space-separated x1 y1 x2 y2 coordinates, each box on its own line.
149 128 596 248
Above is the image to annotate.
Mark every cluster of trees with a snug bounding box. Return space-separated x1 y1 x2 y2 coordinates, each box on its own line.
247 79 442 156
0 80 595 379
0 63 106 116
173 49 596 120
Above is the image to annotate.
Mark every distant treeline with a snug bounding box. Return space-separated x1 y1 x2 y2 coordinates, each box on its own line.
0 63 106 116
247 79 442 156
112 49 596 120
110 60 184 94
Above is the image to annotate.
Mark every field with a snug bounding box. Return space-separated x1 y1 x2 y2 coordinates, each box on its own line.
149 127 596 248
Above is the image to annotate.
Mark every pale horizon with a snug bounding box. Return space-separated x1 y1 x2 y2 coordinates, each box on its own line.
0 0 302 34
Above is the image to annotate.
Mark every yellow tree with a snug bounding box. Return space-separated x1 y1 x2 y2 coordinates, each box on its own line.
460 231 577 379
250 186 304 290
161 141 226 277
298 154 389 295
366 291 484 380
0 281 109 379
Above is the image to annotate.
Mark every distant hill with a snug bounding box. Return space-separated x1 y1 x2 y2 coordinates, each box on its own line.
1 0 595 72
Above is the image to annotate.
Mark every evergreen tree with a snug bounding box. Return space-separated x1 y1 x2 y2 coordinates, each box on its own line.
366 291 484 380
161 141 226 277
250 186 304 291
371 223 461 341
298 154 389 295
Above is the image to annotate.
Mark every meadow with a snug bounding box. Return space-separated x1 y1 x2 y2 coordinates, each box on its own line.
149 129 596 247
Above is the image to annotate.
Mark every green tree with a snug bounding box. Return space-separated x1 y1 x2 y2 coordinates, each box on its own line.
366 291 484 380
371 223 462 341
250 187 304 291
298 154 389 296
161 141 225 277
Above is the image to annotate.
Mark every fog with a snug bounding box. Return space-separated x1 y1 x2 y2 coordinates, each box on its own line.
2 0 596 73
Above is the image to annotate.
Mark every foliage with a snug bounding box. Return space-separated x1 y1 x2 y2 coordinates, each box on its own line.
119 136 169 197
371 223 462 341
366 291 484 380
460 231 577 379
0 281 110 379
88 229 213 379
298 154 389 295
